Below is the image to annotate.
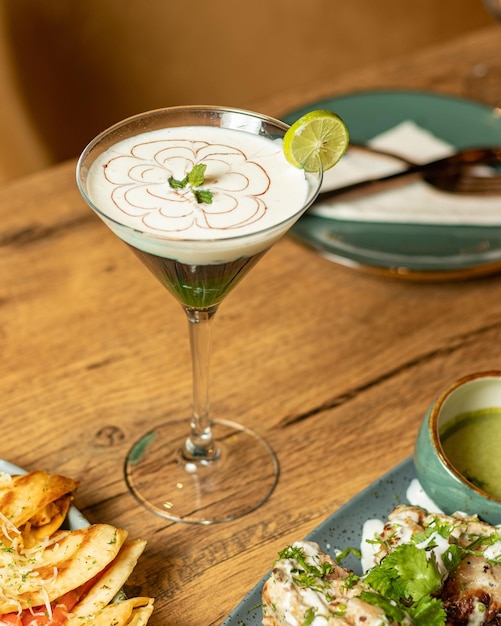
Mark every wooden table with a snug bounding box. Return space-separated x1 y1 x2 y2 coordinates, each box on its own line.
2 25 501 626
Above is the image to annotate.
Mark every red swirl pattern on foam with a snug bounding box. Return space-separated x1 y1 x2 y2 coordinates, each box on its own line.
102 138 272 234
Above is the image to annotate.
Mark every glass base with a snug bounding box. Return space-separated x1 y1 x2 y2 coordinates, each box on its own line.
464 61 501 110
124 419 279 524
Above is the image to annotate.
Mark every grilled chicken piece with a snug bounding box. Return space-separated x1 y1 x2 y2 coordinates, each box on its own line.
371 504 429 564
262 540 407 625
368 504 501 625
265 505 501 626
441 555 501 625
372 505 498 556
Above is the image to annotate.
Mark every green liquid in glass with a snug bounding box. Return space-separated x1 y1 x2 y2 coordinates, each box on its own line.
130 246 266 309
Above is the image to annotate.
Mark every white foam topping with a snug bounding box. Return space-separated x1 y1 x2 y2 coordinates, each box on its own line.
85 126 312 264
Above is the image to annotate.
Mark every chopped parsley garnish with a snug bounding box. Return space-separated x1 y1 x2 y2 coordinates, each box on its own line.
362 543 446 625
302 607 316 626
365 543 442 601
335 545 361 563
278 545 335 580
274 512 501 626
412 516 454 544
168 163 214 204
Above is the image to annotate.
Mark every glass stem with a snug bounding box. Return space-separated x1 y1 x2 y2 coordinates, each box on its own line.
183 306 220 461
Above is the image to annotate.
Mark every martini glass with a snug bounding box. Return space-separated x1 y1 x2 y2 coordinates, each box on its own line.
76 106 322 524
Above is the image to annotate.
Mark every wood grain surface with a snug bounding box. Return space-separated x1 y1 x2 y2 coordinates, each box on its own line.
1 27 501 626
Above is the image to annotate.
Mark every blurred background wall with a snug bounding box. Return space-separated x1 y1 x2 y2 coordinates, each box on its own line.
0 0 494 184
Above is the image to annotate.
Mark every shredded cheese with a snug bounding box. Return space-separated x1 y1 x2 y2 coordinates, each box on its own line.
0 512 65 617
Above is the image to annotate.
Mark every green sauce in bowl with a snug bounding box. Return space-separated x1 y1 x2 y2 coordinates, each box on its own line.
440 407 501 500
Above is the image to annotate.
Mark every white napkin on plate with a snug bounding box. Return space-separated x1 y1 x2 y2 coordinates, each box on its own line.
312 120 501 225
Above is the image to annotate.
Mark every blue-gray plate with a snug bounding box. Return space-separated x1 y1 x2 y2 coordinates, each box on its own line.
286 90 501 280
221 457 414 626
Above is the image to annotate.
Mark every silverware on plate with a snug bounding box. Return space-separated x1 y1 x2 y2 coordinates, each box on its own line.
316 145 501 202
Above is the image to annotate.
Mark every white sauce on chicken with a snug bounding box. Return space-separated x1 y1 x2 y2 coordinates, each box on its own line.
264 479 501 626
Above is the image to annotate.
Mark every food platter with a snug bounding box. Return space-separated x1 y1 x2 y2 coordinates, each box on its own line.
285 90 501 280
0 458 89 530
0 460 154 625
221 456 415 625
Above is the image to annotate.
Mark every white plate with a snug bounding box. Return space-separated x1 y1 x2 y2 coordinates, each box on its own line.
0 458 89 530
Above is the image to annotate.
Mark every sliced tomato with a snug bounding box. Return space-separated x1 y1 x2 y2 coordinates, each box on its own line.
0 572 101 626
18 589 79 626
0 615 21 625
0 592 76 626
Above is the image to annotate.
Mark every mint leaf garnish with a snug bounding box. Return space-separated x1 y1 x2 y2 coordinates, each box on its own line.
168 163 213 204
188 163 207 188
194 189 213 204
168 174 188 189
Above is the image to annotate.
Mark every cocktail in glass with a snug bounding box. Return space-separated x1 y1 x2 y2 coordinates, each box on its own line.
76 106 322 524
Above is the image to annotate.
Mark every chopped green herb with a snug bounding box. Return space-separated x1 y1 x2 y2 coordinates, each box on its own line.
188 163 208 187
194 189 213 204
359 590 407 623
335 545 361 563
278 545 334 580
341 570 360 590
302 607 316 626
411 516 455 545
168 174 188 189
168 163 213 204
408 595 447 626
363 543 445 625
365 543 442 602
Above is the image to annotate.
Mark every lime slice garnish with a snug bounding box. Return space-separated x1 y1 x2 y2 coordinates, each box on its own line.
283 109 349 172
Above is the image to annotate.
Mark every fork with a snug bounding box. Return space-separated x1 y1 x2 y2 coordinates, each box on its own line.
315 146 501 202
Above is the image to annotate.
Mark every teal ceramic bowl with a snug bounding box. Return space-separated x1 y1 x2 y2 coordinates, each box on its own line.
414 371 501 525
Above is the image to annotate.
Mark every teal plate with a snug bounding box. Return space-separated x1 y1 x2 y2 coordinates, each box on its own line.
221 457 415 626
285 90 501 280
